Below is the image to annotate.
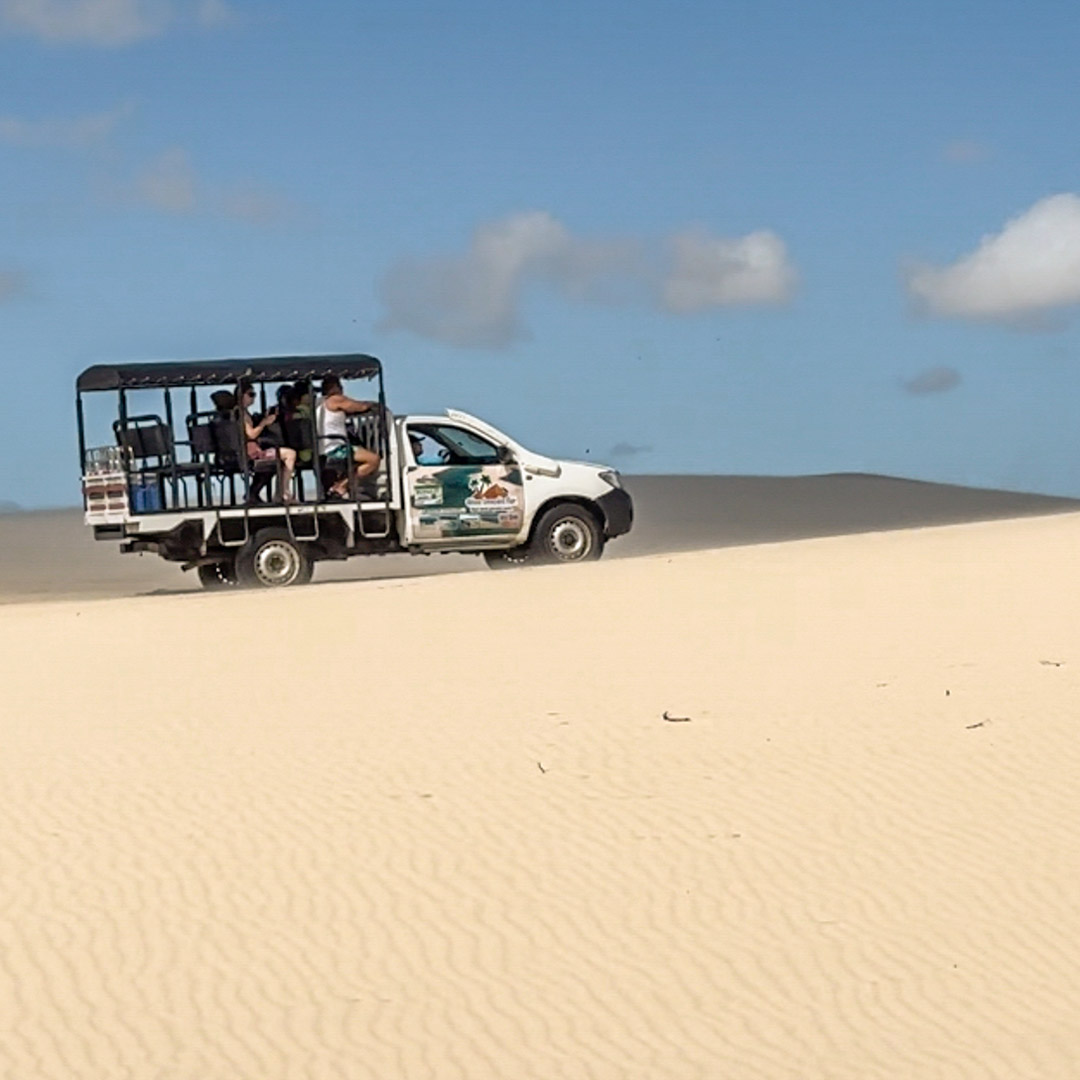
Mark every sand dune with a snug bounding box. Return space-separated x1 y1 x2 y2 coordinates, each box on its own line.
1 473 1076 603
2 509 1080 1077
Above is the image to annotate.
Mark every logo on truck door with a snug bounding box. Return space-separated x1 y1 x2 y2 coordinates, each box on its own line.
465 472 516 510
410 466 523 538
412 474 443 507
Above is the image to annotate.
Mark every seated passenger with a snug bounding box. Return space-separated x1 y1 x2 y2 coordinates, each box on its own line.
316 374 380 497
292 380 313 465
276 383 298 419
211 389 236 413
238 379 296 503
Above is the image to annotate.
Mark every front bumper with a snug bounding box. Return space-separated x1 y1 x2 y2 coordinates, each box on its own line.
597 487 633 538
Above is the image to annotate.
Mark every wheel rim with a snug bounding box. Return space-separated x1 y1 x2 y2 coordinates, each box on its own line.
200 560 237 587
547 517 592 561
253 540 301 586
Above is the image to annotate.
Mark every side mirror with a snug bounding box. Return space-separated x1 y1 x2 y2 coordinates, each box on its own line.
497 445 515 465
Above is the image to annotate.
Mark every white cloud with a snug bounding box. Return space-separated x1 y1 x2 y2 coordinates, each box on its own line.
662 228 797 313
0 101 133 148
943 139 991 165
906 194 1080 324
134 146 197 213
378 211 636 348
0 0 238 44
194 0 234 26
378 211 797 348
127 147 289 224
902 366 961 396
0 0 171 45
0 270 26 301
219 185 291 224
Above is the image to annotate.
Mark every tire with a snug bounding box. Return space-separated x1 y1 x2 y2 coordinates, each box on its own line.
530 504 604 564
483 546 533 570
236 528 312 588
197 556 239 590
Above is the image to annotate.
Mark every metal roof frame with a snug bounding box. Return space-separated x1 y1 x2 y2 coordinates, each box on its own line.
76 354 382 392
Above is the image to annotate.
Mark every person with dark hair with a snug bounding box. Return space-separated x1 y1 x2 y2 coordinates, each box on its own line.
211 389 236 413
276 383 299 415
290 379 314 465
316 374 380 497
237 379 296 502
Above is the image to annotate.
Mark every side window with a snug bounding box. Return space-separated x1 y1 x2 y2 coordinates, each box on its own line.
424 425 501 465
407 429 445 466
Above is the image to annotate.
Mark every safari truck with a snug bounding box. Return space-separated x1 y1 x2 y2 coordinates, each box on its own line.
76 354 633 588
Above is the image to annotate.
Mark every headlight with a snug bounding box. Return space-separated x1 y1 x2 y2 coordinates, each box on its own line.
599 470 622 489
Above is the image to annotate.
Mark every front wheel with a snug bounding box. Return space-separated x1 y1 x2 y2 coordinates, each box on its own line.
236 528 312 588
197 556 239 590
530 504 604 564
483 546 533 570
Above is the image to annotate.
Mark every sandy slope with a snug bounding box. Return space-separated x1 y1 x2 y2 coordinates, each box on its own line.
2 512 1080 1078
1 473 1075 603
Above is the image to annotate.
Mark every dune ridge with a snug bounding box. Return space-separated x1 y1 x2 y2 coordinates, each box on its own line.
2 512 1080 1077
0 472 1076 604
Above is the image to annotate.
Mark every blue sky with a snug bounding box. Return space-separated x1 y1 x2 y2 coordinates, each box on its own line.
5 0 1080 507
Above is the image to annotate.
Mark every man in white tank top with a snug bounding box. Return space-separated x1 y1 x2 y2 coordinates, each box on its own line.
316 374 381 498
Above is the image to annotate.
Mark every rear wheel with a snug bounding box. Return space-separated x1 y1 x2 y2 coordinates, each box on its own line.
197 556 238 590
530 504 604 564
236 528 312 588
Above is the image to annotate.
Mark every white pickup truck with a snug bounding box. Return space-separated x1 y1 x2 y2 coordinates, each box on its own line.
77 354 633 588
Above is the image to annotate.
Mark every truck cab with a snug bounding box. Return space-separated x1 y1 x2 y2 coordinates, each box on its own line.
395 409 632 563
76 355 633 588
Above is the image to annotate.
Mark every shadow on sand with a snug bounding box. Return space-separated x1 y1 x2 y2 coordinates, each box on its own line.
2 473 1078 603
616 473 1080 558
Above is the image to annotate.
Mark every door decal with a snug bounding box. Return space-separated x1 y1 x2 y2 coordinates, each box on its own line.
411 465 524 539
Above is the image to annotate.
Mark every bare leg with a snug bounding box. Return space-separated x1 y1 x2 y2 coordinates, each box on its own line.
348 447 382 499
248 468 272 503
326 457 349 497
279 447 297 501
354 447 380 478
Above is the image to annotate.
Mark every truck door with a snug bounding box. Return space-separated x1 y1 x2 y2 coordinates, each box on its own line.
403 423 527 546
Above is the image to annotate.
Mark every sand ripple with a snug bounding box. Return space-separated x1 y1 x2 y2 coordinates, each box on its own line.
2 514 1080 1077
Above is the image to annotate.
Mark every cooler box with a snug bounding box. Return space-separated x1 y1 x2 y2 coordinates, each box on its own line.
130 478 162 513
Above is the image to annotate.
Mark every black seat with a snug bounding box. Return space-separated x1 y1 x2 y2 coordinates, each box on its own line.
283 415 313 455
115 416 173 468
117 414 212 502
113 415 176 511
210 410 282 504
183 414 221 506
282 414 317 500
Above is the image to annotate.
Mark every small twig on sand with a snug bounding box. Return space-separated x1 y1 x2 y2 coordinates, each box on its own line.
965 720 987 730
1040 660 1065 667
663 711 692 723
537 761 547 773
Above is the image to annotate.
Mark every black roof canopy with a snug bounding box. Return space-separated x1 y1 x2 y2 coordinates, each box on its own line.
76 353 382 393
